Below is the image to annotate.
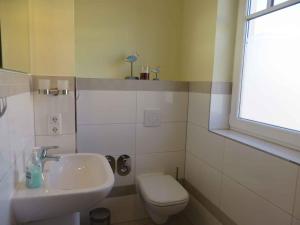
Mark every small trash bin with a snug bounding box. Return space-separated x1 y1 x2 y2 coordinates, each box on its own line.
90 208 111 225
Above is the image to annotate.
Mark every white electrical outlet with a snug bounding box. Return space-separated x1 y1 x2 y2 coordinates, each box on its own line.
48 114 62 135
144 109 161 127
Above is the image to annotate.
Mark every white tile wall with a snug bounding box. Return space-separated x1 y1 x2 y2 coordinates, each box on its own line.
136 151 185 179
220 176 292 225
136 122 186 154
77 90 136 125
0 72 35 225
186 123 224 170
188 92 210 128
0 111 11 180
77 124 135 155
77 89 189 190
185 152 222 207
223 140 298 213
137 91 188 122
9 93 35 182
0 171 15 225
209 94 231 129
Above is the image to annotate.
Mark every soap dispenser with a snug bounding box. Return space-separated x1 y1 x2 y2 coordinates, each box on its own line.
26 148 43 189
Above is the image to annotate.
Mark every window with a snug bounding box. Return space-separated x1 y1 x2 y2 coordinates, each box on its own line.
230 0 300 150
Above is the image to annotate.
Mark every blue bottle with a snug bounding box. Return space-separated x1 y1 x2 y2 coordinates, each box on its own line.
26 148 43 189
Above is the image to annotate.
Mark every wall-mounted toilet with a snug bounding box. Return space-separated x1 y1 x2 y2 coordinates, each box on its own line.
137 173 189 224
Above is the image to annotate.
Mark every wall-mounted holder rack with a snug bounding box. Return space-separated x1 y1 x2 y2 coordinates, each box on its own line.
0 97 7 119
38 88 69 96
38 79 69 96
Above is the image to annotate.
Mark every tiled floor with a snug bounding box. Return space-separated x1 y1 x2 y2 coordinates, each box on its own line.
113 214 193 225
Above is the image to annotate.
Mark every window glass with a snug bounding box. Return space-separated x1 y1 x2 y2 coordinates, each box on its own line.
249 0 268 13
239 4 300 132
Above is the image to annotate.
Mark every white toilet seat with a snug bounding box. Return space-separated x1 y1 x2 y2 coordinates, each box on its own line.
137 174 188 207
137 173 189 224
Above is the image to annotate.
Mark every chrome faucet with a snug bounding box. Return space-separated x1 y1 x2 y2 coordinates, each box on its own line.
39 146 61 170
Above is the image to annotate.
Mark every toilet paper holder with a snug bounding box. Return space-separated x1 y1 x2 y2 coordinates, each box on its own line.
117 155 131 176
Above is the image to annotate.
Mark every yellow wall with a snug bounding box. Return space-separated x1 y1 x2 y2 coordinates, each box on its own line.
0 0 237 81
180 0 218 81
75 0 183 80
212 0 238 82
29 0 75 76
0 0 30 73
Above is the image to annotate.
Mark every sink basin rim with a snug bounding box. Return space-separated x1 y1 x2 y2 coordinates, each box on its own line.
13 153 114 200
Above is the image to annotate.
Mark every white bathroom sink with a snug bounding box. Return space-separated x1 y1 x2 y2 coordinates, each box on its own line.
13 153 114 223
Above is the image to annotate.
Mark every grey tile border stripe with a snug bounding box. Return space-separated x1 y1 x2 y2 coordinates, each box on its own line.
189 81 232 94
137 80 188 92
77 78 137 91
108 185 137 198
189 81 212 94
76 78 189 92
183 180 237 225
32 75 75 91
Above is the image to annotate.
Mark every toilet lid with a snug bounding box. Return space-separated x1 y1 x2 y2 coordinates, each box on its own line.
137 174 189 207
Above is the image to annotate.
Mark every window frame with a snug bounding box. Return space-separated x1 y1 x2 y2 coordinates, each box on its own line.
230 0 300 150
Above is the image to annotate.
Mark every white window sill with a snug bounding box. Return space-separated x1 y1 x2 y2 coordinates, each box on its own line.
210 129 300 166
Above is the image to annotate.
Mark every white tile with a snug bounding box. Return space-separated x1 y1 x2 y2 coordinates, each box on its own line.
77 90 136 125
188 93 210 128
137 91 188 123
185 153 222 207
209 94 231 129
186 123 224 170
184 195 222 225
7 93 35 182
136 122 186 154
224 140 298 213
0 109 11 180
135 151 185 179
77 124 135 156
35 134 76 154
80 195 147 224
221 175 292 225
34 91 75 135
0 171 15 225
